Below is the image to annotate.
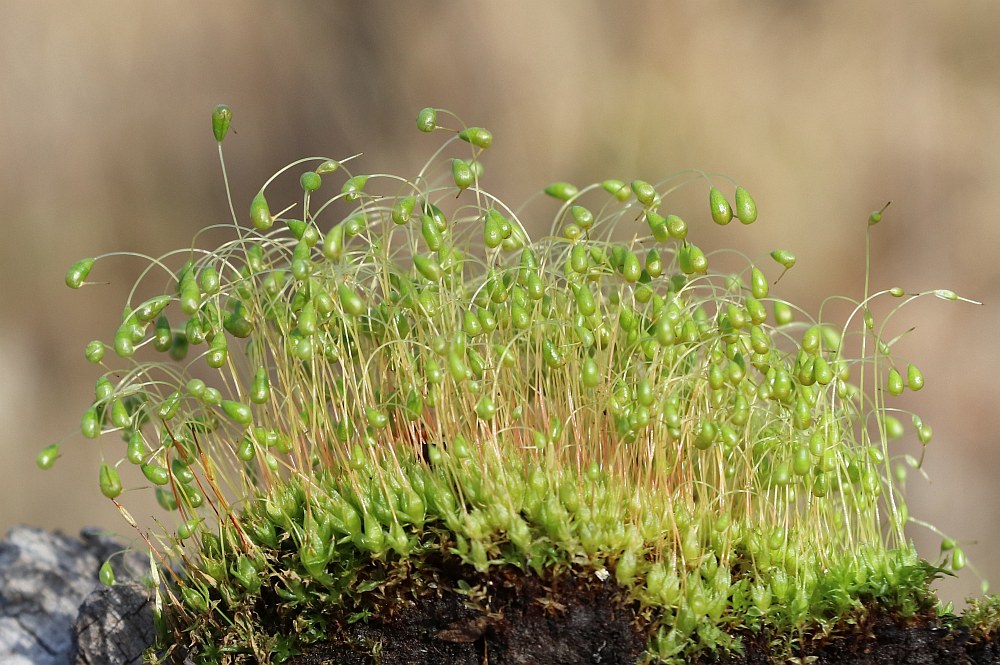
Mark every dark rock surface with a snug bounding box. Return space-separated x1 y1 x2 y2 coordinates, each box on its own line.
0 526 154 665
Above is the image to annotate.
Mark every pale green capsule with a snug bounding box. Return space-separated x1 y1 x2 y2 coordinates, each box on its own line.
630 180 659 207
84 340 105 364
141 462 170 486
99 463 122 499
338 284 365 316
416 107 437 132
392 197 416 225
300 171 321 192
99 560 116 587
413 254 442 281
250 191 273 230
341 175 368 201
770 249 796 269
221 400 252 426
322 223 344 260
666 214 687 239
81 406 101 439
601 179 631 201
750 266 768 299
451 159 474 189
709 187 733 225
734 186 757 224
212 104 232 142
458 127 493 149
36 444 59 470
887 368 904 396
544 182 578 201
250 367 270 404
65 258 95 289
316 159 340 174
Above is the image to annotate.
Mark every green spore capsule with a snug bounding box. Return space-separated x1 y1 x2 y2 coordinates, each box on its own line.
206 333 228 369
134 295 171 323
110 397 130 429
544 182 578 201
338 284 365 316
630 180 659 207
157 391 181 420
341 175 368 201
221 400 253 426
36 444 59 470
451 159 474 189
316 159 339 174
679 243 708 275
65 258 95 289
416 107 437 132
84 340 105 364
734 186 757 224
421 214 444 251
81 406 101 439
99 560 116 587
475 395 497 420
868 201 891 226
250 191 273 231
141 462 170 486
250 367 270 404
458 127 493 149
211 104 232 142
413 254 443 281
323 223 345 260
666 214 687 239
709 187 733 225
773 301 793 325
571 205 594 230
750 266 768 299
99 463 123 499
392 197 415 225
601 179 631 201
907 363 924 391
887 368 904 396
126 431 144 464
299 170 321 192
770 249 796 270
952 546 967 571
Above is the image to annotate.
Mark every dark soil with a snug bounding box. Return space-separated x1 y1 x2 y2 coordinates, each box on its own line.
285 555 647 665
284 554 1000 665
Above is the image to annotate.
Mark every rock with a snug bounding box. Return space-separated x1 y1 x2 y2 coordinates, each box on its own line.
73 582 155 665
0 526 153 665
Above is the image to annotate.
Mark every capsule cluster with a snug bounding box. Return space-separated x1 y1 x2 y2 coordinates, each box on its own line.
47 105 964 663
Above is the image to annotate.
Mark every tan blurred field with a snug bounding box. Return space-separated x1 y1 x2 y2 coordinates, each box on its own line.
2 1 999 607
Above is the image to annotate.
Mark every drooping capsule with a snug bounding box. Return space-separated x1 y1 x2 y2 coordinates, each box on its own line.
734 186 757 224
99 463 123 499
416 107 437 132
630 180 659 207
222 400 253 427
458 127 493 149
250 191 273 230
543 182 578 201
709 187 733 225
36 444 59 470
65 258 96 289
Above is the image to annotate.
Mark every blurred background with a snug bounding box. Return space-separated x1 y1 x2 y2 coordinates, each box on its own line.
2 1 998 607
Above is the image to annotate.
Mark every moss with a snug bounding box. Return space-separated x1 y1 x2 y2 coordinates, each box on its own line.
47 105 984 664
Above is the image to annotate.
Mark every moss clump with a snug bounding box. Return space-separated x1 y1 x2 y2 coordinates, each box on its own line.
46 106 983 663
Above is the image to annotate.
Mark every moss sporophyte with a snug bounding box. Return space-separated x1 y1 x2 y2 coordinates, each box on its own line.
44 104 987 663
